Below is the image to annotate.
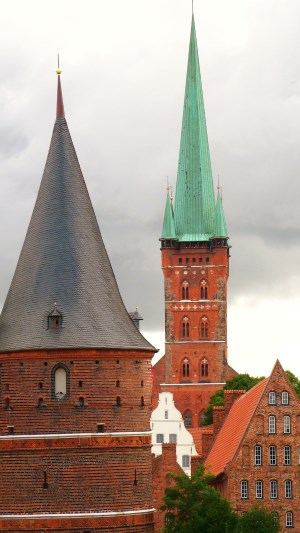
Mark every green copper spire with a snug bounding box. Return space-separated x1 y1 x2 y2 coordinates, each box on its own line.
214 190 228 238
161 191 177 240
174 15 216 242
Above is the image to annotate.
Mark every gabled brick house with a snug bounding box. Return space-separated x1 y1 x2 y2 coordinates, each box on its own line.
201 360 300 530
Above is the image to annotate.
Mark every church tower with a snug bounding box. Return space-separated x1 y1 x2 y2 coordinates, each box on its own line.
0 71 156 532
153 14 236 428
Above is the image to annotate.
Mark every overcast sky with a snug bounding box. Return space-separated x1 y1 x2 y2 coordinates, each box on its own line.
1 0 300 378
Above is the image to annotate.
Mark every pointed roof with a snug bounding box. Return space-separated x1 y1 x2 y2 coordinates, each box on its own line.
204 378 269 476
174 15 216 242
161 191 176 240
0 73 155 353
214 191 228 238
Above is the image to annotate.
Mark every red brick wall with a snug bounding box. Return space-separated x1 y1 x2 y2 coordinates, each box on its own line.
152 444 183 532
0 348 152 434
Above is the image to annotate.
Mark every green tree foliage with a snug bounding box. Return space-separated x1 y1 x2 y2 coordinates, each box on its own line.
161 464 237 533
236 504 281 533
286 370 300 396
201 373 264 426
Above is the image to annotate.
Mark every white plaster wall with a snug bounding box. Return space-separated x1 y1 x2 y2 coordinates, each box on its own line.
151 391 197 476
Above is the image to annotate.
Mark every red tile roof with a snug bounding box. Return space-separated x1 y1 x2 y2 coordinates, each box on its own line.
204 378 269 476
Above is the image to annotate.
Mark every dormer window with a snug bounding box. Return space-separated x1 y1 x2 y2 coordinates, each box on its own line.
48 304 62 330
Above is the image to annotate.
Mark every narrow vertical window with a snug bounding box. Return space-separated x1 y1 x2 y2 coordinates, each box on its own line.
241 480 248 499
164 410 168 419
284 446 291 465
169 434 177 444
182 358 190 378
181 281 189 300
182 316 190 337
286 512 293 527
282 391 289 405
156 434 164 444
285 480 292 499
255 480 263 499
183 410 192 428
200 316 208 338
116 396 121 406
268 391 276 405
54 366 67 398
269 446 277 465
201 358 208 377
270 480 278 499
283 415 291 434
268 415 276 434
182 455 190 468
200 280 208 299
254 445 262 466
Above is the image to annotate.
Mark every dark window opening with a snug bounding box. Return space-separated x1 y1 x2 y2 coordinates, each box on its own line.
201 360 208 377
134 469 137 486
39 382 43 390
37 397 46 410
186 258 189 264
116 380 120 387
141 396 145 407
116 396 121 407
199 258 203 262
179 258 182 264
141 380 144 387
7 425 14 435
201 318 209 338
48 316 62 330
206 257 210 263
182 318 190 337
5 397 12 411
183 410 192 428
78 380 83 388
43 471 48 490
97 423 105 433
78 397 84 408
182 359 190 378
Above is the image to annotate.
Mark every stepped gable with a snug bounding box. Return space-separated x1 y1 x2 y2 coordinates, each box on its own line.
0 72 155 353
204 377 269 476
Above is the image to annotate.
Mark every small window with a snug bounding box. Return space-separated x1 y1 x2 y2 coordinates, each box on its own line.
254 445 262 466
285 480 292 499
141 380 144 388
78 397 84 408
165 513 174 526
169 434 177 444
199 257 203 263
268 415 276 434
269 445 277 465
179 258 182 264
183 410 192 428
282 391 289 405
140 396 145 407
200 316 209 338
164 410 168 420
255 480 263 499
286 512 293 528
182 317 190 337
270 479 278 499
206 257 209 263
182 358 190 378
268 391 276 405
201 358 208 377
116 396 121 407
284 445 291 466
283 415 291 434
156 434 164 444
241 480 248 499
78 380 83 388
54 366 67 398
186 258 189 264
181 281 189 300
182 455 190 468
48 306 62 330
116 380 120 387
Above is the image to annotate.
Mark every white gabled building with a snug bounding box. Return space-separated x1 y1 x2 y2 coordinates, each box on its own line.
151 391 197 476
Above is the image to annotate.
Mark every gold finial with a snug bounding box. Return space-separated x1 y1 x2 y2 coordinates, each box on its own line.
56 53 62 75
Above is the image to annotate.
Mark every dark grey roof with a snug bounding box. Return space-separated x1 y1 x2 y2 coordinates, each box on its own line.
0 117 155 353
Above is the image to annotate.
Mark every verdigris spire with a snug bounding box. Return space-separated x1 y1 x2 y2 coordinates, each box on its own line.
0 72 154 353
174 14 215 241
214 190 228 238
161 190 176 240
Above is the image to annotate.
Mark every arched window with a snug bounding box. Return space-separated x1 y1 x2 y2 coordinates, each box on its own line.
201 358 208 377
285 480 292 499
200 316 209 338
53 365 68 399
255 480 263 499
269 445 276 465
284 445 291 465
283 415 291 434
286 512 293 528
182 358 190 378
240 480 248 499
270 479 278 499
254 445 262 466
200 280 208 299
268 415 276 434
282 391 289 405
181 281 189 300
183 410 192 428
182 316 190 337
268 391 276 405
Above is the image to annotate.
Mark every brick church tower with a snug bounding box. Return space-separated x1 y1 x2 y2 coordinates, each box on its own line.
0 71 156 532
153 15 236 428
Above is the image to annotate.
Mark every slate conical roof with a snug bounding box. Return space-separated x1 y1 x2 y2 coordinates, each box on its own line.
173 15 217 242
161 191 176 240
0 73 155 353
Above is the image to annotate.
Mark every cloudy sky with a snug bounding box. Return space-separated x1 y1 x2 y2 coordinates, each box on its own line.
1 0 300 377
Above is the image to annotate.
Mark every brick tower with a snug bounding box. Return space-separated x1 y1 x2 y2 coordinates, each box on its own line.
153 15 236 428
0 71 156 532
